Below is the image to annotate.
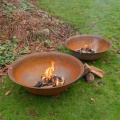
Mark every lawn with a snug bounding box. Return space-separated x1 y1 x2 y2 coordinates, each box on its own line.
0 0 120 120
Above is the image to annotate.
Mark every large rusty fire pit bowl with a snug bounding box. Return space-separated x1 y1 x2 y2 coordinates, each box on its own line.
65 35 112 61
8 52 84 95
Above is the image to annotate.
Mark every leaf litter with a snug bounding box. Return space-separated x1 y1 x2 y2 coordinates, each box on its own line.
0 0 76 77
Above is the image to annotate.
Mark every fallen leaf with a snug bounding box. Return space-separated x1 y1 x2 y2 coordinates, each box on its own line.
0 116 3 120
10 86 13 89
26 107 30 110
116 50 120 54
48 113 51 116
118 96 120 100
114 39 118 42
2 86 6 89
5 90 11 96
32 113 39 118
91 98 95 101
81 88 85 93
53 113 57 116
1 79 4 83
101 112 104 116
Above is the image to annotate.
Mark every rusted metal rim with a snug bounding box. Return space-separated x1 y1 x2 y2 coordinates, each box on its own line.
8 52 84 89
65 35 112 54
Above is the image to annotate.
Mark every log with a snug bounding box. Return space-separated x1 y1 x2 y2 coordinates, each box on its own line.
90 66 104 78
81 64 90 77
84 64 104 78
85 72 95 83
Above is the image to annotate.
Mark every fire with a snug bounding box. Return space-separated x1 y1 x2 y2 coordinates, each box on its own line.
34 61 65 88
83 44 93 49
76 44 95 53
84 45 88 48
56 78 59 87
44 61 65 86
56 77 65 87
44 61 55 80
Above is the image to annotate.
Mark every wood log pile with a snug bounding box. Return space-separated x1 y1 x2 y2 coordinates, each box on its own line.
82 63 104 83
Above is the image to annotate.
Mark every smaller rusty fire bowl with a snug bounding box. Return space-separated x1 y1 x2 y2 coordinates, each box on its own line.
8 52 84 95
65 35 112 61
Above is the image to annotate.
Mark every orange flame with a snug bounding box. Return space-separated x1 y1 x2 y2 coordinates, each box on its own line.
44 61 55 80
84 45 88 48
84 44 93 49
56 78 59 87
43 61 64 87
56 77 65 87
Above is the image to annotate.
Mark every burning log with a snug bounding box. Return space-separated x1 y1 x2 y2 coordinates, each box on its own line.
76 45 95 53
34 61 65 88
34 59 104 87
34 76 64 88
34 80 43 87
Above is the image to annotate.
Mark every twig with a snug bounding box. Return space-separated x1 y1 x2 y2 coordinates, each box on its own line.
45 25 63 38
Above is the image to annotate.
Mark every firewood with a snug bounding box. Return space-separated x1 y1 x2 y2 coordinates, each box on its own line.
90 66 104 78
81 64 91 77
42 84 55 88
85 72 95 83
84 64 104 78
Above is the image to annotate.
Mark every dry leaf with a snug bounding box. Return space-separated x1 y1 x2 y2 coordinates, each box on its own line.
101 112 104 116
48 113 51 116
26 107 30 110
10 86 13 90
0 116 3 120
91 98 95 101
81 88 85 93
53 113 57 116
2 86 5 89
5 90 11 96
2 79 4 83
118 96 120 100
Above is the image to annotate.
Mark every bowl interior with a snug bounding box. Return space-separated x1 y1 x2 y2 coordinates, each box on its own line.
65 35 112 53
9 52 84 88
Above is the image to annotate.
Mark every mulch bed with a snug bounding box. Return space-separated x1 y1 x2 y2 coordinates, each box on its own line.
0 0 77 77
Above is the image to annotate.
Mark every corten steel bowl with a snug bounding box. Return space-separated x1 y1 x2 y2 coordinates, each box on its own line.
8 52 84 95
65 35 112 61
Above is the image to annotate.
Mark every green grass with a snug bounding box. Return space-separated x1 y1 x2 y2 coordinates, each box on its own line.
0 0 120 120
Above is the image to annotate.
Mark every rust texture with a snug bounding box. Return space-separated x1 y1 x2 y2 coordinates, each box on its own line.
65 35 112 61
8 52 84 95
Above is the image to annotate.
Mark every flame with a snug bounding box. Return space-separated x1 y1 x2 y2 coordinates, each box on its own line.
44 61 55 80
41 61 65 87
84 44 93 49
84 45 88 48
61 77 65 85
56 78 59 87
56 77 65 87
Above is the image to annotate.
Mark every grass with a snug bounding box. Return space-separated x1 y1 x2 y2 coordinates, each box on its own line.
0 0 120 120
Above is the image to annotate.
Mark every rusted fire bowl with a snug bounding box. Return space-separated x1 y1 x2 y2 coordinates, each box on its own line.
65 35 112 61
8 52 84 95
